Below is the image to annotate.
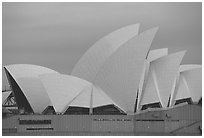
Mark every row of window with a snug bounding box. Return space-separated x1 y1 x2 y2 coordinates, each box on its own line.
93 119 168 122
19 119 51 125
93 118 132 121
26 127 53 130
135 119 164 121
18 119 171 124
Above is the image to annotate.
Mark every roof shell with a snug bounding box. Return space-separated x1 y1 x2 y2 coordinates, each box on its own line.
71 24 140 82
69 84 92 108
172 74 191 102
179 64 201 72
137 48 168 110
69 85 117 108
139 51 186 108
4 64 59 113
140 67 161 106
39 74 91 113
94 27 158 113
147 48 168 62
170 64 202 106
181 68 202 103
92 85 116 108
39 74 117 113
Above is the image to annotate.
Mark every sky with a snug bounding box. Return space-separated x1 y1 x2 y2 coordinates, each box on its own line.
2 2 202 89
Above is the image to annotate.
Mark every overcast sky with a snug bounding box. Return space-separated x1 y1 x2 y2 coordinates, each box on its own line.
2 2 202 89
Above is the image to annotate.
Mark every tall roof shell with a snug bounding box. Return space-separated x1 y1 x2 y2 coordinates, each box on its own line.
139 51 186 108
137 48 168 110
71 24 140 82
4 64 59 113
94 27 158 113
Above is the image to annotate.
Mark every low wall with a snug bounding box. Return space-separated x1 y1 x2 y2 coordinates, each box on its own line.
2 104 202 136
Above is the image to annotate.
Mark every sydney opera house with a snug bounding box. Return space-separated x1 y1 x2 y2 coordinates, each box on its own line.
2 24 202 135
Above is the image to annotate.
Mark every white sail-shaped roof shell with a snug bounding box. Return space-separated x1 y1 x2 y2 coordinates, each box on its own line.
182 68 202 103
2 91 12 104
94 27 158 113
39 74 92 113
140 68 161 105
139 51 186 108
71 24 140 82
179 64 202 72
170 65 202 106
4 64 59 113
137 48 168 110
39 74 117 113
147 48 168 62
171 74 191 103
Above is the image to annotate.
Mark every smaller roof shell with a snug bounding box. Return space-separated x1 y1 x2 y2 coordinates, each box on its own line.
137 48 168 110
147 48 168 62
182 68 202 103
170 64 202 106
179 64 201 72
4 64 59 113
39 74 117 113
139 51 186 108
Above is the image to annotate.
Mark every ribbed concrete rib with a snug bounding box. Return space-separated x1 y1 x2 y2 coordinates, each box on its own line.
94 27 158 113
71 24 140 82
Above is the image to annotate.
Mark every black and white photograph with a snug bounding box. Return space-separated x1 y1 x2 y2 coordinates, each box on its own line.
2 2 202 136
